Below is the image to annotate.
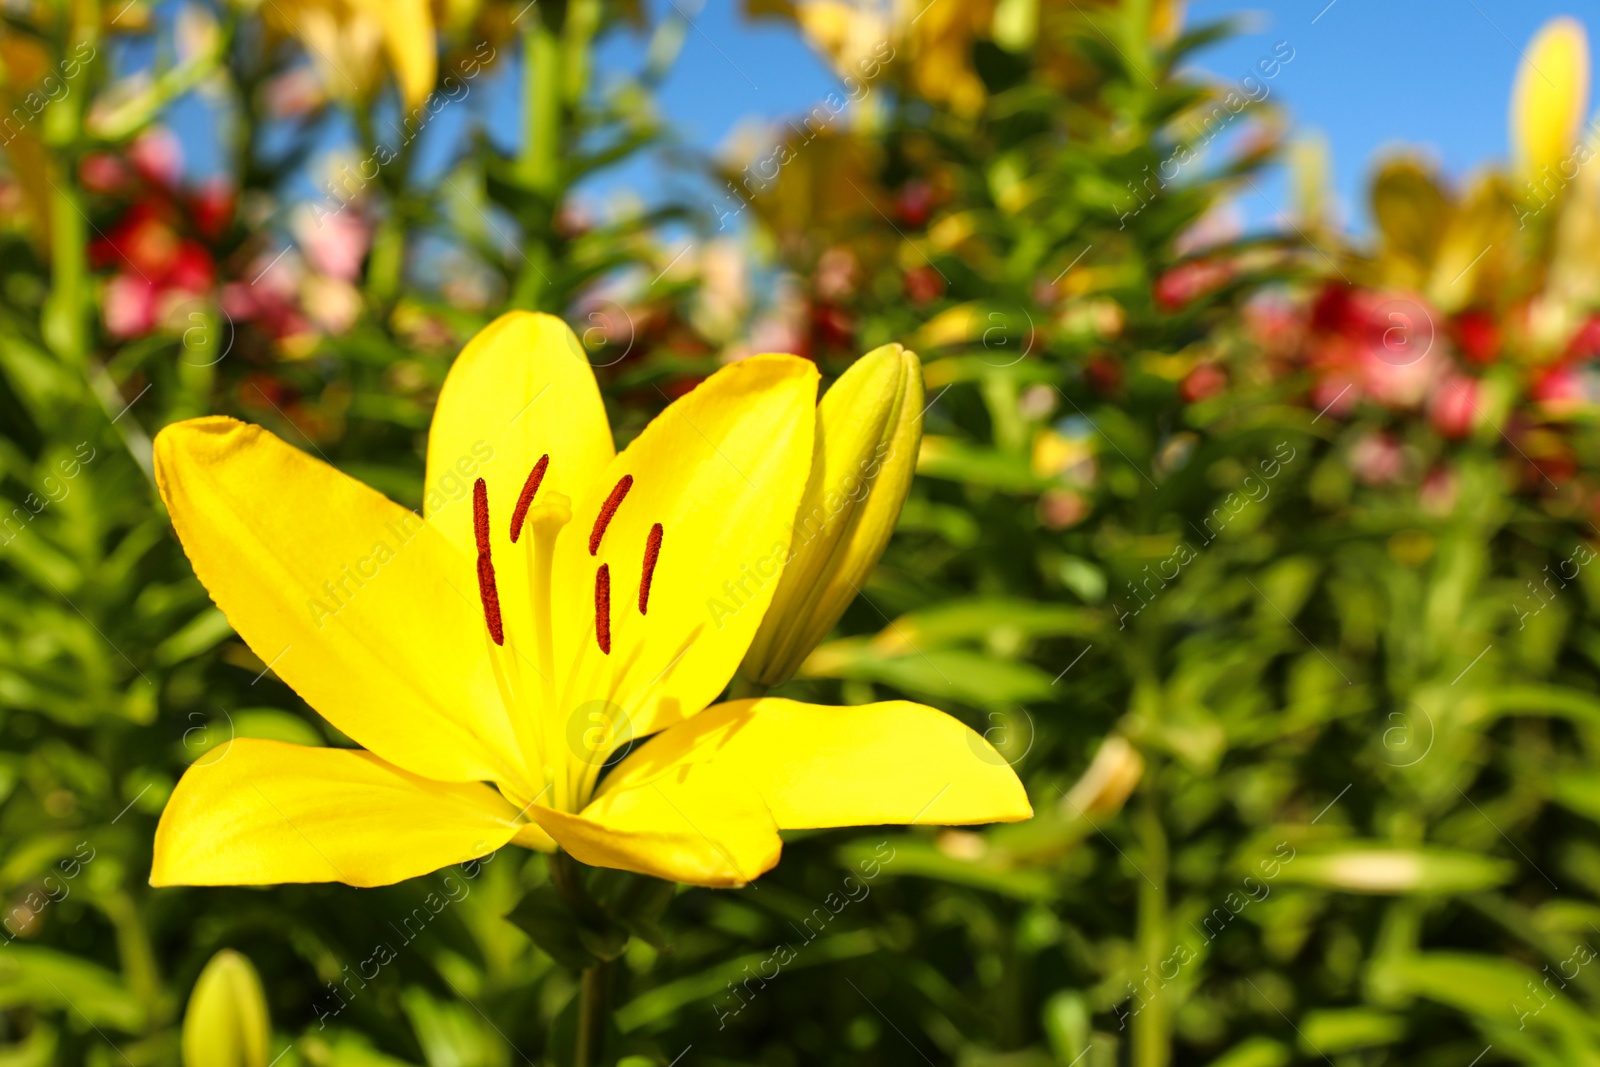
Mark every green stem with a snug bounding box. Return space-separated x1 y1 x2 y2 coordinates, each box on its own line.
508 6 566 310
43 167 88 366
550 852 612 1066
367 203 407 307
519 14 562 195
99 890 167 1030
1132 787 1169 1067
574 960 610 1067
366 125 417 308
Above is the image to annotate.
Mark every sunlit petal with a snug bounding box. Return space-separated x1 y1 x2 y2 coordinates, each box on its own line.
531 772 780 887
155 417 530 788
601 697 1034 828
152 739 523 888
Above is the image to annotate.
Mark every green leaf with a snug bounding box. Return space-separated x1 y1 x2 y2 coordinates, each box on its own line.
1278 847 1513 895
802 641 1058 706
1202 1037 1290 1067
1298 1008 1405 1054
876 598 1102 652
834 839 1057 900
153 607 233 666
505 886 627 971
916 436 1048 493
0 946 144 1032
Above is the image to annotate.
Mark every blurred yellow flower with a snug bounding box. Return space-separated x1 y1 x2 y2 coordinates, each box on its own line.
258 0 437 110
752 0 992 117
1510 15 1591 183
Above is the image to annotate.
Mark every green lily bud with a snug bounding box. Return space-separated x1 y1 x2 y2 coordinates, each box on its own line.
740 343 924 688
182 949 270 1067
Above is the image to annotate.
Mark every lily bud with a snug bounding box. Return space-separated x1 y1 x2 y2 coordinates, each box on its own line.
182 949 270 1067
1510 16 1590 183
739 344 924 688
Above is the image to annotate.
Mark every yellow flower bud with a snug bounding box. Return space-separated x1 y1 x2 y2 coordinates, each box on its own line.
740 344 924 688
182 950 271 1067
1510 16 1590 183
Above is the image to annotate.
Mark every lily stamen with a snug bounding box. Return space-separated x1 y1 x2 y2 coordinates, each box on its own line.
472 478 505 645
509 454 550 543
595 564 612 654
640 523 663 614
589 474 634 555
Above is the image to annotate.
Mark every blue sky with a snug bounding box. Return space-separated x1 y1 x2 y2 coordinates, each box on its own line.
585 0 1594 233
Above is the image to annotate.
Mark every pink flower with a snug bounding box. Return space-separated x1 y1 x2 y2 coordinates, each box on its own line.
1180 364 1227 403
1309 374 1358 420
1420 466 1459 515
293 206 370 282
1532 365 1585 416
1154 259 1232 311
129 128 183 188
1429 376 1479 439
1350 432 1404 486
80 153 132 194
103 275 158 338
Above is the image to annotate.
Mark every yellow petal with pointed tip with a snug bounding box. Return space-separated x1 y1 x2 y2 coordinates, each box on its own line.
551 355 819 749
155 416 529 789
1511 16 1590 181
152 739 522 887
531 773 781 887
601 697 1033 828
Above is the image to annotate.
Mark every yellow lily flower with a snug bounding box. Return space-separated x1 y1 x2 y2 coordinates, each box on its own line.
151 313 1030 890
1509 16 1590 184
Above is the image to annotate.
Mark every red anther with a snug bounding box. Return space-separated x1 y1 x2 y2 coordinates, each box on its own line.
589 474 634 555
639 523 663 615
595 564 612 654
472 477 504 644
477 555 504 646
472 478 492 556
509 454 550 543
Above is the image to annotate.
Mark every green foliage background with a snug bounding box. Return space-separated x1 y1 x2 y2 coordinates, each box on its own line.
3 0 1600 1064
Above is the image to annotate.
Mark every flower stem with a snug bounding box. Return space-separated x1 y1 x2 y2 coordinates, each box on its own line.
574 960 610 1067
519 15 562 196
550 852 613 1066
1132 786 1170 1067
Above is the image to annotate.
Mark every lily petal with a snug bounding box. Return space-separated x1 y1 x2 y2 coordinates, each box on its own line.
155 417 530 788
530 773 780 887
152 739 523 888
600 697 1034 828
426 312 615 644
553 355 819 754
